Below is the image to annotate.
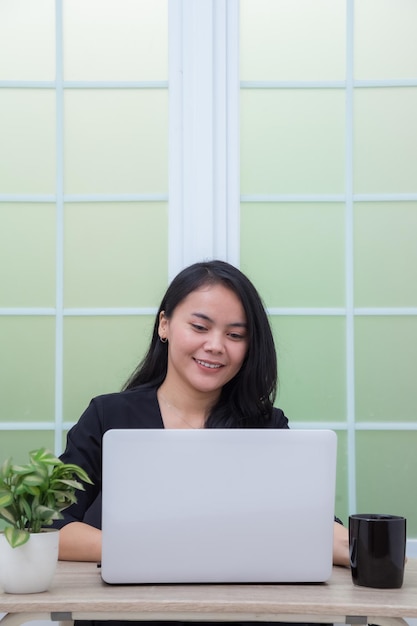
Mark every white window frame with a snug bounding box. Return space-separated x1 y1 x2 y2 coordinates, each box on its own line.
168 0 240 279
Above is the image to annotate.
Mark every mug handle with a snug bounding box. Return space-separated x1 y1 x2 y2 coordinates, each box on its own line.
350 537 357 568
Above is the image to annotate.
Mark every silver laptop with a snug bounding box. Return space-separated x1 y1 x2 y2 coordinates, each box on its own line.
101 428 337 584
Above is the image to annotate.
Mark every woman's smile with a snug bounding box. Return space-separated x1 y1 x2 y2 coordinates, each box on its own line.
193 358 224 370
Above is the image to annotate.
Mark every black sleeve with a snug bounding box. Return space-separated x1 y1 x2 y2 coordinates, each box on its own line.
270 406 290 429
52 399 104 529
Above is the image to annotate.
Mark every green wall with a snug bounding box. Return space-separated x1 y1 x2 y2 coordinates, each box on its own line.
1 0 416 541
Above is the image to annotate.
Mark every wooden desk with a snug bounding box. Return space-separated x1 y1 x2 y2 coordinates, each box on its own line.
1 559 417 626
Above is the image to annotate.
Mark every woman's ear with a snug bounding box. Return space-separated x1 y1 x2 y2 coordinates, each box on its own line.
158 311 168 341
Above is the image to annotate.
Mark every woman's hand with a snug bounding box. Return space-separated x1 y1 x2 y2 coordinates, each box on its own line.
58 520 351 567
333 521 350 567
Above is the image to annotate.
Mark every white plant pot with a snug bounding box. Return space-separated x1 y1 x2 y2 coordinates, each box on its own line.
0 528 59 593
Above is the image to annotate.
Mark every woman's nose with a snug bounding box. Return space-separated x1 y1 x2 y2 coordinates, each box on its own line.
204 332 225 354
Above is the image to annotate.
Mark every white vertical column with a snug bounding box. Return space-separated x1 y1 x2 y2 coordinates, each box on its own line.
54 0 65 454
168 0 240 280
345 0 357 514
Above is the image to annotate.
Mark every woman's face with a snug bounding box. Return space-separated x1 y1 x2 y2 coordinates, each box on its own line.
159 283 248 399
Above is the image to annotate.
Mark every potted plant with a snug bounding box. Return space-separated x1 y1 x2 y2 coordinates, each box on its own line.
0 447 92 593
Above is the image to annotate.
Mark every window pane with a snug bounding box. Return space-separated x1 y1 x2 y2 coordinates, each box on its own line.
64 202 168 308
0 317 55 423
354 88 417 194
63 316 155 423
241 0 345 81
241 202 345 307
0 204 55 307
271 316 346 423
63 0 168 81
64 90 168 194
356 431 417 536
354 202 417 307
241 90 345 194
0 90 55 194
0 432 55 466
0 0 55 81
355 317 417 422
355 0 417 80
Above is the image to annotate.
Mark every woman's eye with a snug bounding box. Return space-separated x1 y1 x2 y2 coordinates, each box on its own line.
228 332 245 341
191 323 207 332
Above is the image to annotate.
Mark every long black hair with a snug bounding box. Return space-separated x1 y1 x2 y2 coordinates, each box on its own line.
123 260 277 428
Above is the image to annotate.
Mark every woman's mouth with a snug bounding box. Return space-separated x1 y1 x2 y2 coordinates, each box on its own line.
194 358 223 370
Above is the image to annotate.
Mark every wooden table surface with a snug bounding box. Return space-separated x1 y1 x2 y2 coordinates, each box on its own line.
1 559 417 624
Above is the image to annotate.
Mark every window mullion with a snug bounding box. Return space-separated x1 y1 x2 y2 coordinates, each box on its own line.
168 0 239 279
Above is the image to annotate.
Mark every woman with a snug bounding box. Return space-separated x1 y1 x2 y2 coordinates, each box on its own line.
56 260 349 623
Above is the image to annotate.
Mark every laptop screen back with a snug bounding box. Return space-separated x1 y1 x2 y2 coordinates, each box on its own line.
101 428 337 584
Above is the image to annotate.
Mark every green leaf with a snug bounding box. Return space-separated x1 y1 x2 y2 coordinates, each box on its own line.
34 504 60 520
0 491 14 508
4 526 30 548
52 478 84 491
0 457 13 480
21 497 33 522
30 448 61 466
15 483 40 497
11 463 36 476
0 507 17 525
22 473 46 487
54 464 93 484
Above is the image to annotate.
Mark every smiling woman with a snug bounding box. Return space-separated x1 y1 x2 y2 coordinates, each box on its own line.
123 259 279 429
52 260 349 626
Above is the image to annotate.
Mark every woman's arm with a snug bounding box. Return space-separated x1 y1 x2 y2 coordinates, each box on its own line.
54 399 104 561
333 520 349 567
60 522 350 567
58 522 102 562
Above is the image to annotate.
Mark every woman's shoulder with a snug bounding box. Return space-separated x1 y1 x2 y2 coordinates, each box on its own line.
270 406 290 429
93 383 157 405
88 383 161 429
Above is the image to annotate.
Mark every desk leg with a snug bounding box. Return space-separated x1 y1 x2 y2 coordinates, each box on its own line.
365 619 409 626
0 613 52 626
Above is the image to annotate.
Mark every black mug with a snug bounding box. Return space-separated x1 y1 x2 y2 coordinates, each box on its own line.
349 514 406 588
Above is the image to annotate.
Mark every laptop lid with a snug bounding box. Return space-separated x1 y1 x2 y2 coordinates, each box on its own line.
101 428 337 584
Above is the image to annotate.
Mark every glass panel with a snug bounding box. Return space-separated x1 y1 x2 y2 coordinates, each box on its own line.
0 0 55 81
241 202 345 307
0 317 55 422
354 202 417 307
0 204 55 307
355 317 417 422
0 432 55 466
0 90 55 194
64 90 168 194
63 0 168 81
356 431 417 536
240 0 345 81
334 430 348 525
241 90 345 194
354 88 417 194
64 202 168 308
355 0 417 80
270 316 346 423
63 315 155 423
